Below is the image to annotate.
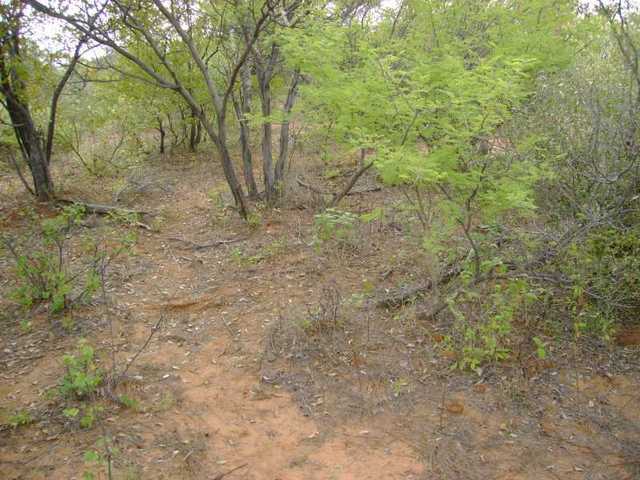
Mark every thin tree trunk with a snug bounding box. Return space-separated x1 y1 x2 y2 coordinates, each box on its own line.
166 112 181 148
188 110 198 152
157 115 165 154
259 78 275 201
274 70 300 192
233 63 258 198
3 90 54 200
0 13 53 200
194 115 202 146
200 113 247 218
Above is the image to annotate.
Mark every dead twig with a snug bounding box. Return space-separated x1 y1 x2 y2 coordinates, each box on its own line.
296 176 330 195
296 162 378 207
211 463 248 480
167 236 247 250
115 314 164 384
376 261 464 308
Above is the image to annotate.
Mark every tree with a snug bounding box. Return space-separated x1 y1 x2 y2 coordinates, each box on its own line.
27 0 303 218
0 1 84 200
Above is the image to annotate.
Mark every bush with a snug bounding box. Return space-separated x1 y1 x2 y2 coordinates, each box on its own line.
563 226 640 338
446 279 538 372
60 340 103 399
3 205 100 314
313 208 359 251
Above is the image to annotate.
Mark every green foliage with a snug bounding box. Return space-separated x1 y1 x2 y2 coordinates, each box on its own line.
118 395 140 411
510 13 640 341
63 405 103 428
4 205 137 321
7 206 90 314
564 227 640 339
82 436 118 480
313 208 359 251
19 319 32 333
8 409 33 428
533 337 547 360
63 407 80 419
60 340 103 399
448 279 538 372
246 211 263 230
230 239 286 266
79 406 103 429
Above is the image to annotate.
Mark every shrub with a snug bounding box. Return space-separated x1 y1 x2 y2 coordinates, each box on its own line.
8 409 33 428
313 208 359 251
3 205 100 314
60 340 103 399
447 279 538 372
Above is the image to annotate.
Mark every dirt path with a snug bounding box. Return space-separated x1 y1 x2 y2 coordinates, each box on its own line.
1 157 639 479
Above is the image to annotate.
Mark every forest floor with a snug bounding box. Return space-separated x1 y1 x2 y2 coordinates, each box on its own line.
1 150 639 480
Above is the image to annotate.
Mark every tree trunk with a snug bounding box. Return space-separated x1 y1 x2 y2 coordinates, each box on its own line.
0 12 53 201
234 63 258 198
188 110 198 152
3 86 54 200
194 114 202 146
200 113 248 218
274 70 301 193
259 78 275 202
166 112 183 148
157 116 165 154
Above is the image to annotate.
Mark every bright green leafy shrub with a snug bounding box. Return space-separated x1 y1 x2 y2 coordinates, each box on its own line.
60 341 103 399
3 205 101 315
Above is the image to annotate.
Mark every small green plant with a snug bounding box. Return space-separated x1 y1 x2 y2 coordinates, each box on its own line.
61 315 75 332
63 407 80 419
8 409 33 428
3 205 99 315
230 240 286 267
449 279 537 373
323 166 341 179
359 207 384 224
532 337 547 359
118 394 140 411
313 208 359 251
246 211 263 229
82 436 118 480
60 340 103 399
63 405 103 429
391 378 409 397
19 319 32 333
107 210 139 226
80 406 103 429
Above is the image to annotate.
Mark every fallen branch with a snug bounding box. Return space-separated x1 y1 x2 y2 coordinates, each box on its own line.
167 236 247 250
376 262 463 308
57 198 150 216
377 281 433 309
296 164 379 206
330 161 374 207
115 314 164 384
348 185 381 195
296 177 330 195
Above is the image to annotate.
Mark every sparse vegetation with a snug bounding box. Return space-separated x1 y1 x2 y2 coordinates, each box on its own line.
1 1 640 478
60 340 103 399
